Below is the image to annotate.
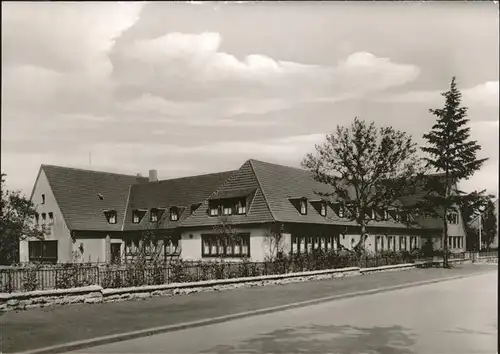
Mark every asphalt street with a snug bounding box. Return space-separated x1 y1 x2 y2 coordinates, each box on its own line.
68 271 497 354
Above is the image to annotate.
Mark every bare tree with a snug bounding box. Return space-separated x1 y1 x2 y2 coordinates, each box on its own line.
263 223 286 261
302 117 424 254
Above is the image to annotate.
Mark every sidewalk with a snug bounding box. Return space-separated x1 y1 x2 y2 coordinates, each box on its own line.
0 264 495 353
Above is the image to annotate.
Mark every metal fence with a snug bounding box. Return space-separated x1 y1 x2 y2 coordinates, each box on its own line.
478 250 498 258
0 252 469 293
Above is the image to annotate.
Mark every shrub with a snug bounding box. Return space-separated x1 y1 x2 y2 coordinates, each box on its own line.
21 265 40 292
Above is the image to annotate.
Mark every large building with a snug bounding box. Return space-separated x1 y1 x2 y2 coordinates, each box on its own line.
20 159 468 264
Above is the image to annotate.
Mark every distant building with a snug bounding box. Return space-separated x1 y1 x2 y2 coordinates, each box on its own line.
20 160 468 264
468 199 498 249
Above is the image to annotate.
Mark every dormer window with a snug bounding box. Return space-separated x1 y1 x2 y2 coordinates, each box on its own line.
222 205 232 216
170 208 179 221
41 194 45 204
132 211 140 224
150 209 158 222
447 211 459 225
383 210 389 221
236 200 246 215
338 203 345 218
209 205 219 216
394 209 400 222
320 203 327 217
191 203 201 214
104 210 117 224
300 199 307 215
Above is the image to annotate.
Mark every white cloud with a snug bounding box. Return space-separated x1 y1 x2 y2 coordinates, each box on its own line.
372 80 499 107
1 2 143 115
463 81 499 107
113 32 419 103
113 33 419 124
90 134 326 160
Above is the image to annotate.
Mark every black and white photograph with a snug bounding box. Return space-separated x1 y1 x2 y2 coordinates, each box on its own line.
1 1 498 353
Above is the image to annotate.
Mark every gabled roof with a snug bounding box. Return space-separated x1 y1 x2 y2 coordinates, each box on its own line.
180 160 275 228
181 159 431 230
123 170 235 231
41 165 148 231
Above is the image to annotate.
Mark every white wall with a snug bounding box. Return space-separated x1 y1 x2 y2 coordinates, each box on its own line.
20 169 73 263
71 238 106 263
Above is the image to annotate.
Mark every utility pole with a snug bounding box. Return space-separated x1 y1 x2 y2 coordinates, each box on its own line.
478 213 482 252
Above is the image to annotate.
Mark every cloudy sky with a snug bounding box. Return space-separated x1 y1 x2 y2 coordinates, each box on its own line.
2 2 498 198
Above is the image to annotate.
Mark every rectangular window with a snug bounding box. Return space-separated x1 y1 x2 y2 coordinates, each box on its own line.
165 238 179 255
291 236 298 254
132 211 140 224
41 213 47 226
105 211 117 224
383 210 389 221
202 234 250 257
234 237 241 255
338 204 345 218
320 203 327 216
170 208 178 221
111 243 121 264
48 212 54 225
300 199 307 215
447 212 459 225
209 206 219 216
34 213 39 225
395 210 400 222
236 200 246 215
222 205 232 216
28 240 58 264
150 209 158 222
41 194 45 204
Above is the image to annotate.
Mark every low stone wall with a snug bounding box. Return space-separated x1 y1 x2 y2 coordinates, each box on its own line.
360 263 416 275
102 267 361 303
0 263 429 312
0 285 103 311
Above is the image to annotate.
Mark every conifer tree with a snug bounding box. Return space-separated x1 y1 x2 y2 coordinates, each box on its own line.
421 77 488 267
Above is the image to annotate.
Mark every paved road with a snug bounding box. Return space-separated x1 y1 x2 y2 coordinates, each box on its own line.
1 264 495 353
69 271 497 354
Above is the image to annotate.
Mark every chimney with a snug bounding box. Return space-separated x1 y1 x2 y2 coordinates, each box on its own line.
149 169 158 182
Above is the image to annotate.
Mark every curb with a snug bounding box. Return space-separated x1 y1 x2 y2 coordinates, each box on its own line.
12 271 489 354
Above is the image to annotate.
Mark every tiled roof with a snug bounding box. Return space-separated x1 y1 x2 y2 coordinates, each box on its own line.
249 159 417 228
181 159 434 230
180 160 275 228
123 170 235 231
41 165 148 231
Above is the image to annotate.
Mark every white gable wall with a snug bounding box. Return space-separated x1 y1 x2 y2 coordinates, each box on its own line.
20 169 73 263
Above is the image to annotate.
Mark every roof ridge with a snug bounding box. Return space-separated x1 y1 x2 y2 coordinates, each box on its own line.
248 159 277 222
42 164 147 179
249 159 309 174
154 170 237 184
